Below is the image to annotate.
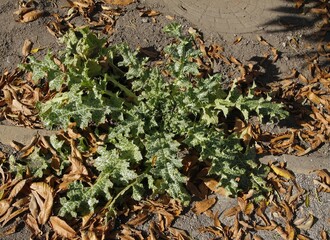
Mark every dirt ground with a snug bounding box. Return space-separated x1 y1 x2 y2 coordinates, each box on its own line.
0 0 329 239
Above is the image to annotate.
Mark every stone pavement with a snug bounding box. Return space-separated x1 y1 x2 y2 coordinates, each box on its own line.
144 0 305 34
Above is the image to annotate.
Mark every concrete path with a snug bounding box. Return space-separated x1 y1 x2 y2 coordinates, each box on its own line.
144 0 307 34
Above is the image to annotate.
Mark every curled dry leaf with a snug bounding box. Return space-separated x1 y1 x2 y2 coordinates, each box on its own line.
20 10 44 23
192 197 217 215
49 216 77 239
22 39 33 57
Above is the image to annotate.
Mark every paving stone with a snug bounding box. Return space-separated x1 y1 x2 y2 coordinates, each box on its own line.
145 0 293 33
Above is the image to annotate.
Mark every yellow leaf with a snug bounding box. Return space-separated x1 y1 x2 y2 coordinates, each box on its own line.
270 164 295 180
30 47 43 54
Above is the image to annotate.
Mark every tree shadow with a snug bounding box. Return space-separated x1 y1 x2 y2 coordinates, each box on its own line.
260 0 330 67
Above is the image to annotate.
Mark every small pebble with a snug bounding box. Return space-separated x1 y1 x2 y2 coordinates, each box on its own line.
141 18 148 23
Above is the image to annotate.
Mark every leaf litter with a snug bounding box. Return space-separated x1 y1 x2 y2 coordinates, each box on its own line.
0 0 329 239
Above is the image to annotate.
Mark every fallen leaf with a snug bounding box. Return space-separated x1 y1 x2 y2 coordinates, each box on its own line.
233 36 242 44
103 0 134 6
22 39 33 57
20 10 44 23
296 214 314 230
30 182 54 225
321 229 328 240
0 200 10 217
1 207 28 227
140 10 160 17
223 206 240 218
8 179 27 201
49 216 77 238
270 164 295 180
82 231 98 240
297 234 312 240
257 35 271 46
192 197 216 215
203 178 229 196
25 213 42 236
127 212 149 226
286 222 296 240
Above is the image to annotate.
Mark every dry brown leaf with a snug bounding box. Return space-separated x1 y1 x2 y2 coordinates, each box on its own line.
22 39 33 57
297 234 312 240
49 216 77 238
257 35 271 46
255 201 270 226
230 56 242 66
270 164 295 180
203 178 229 196
140 10 160 17
25 213 42 236
296 214 314 230
223 206 240 218
20 10 44 23
8 179 27 201
295 0 304 9
314 179 330 192
0 199 10 217
29 193 39 219
30 182 54 225
271 47 279 62
321 229 328 240
213 210 221 227
310 8 328 14
192 197 216 215
286 222 296 240
81 231 98 240
315 169 330 185
1 207 28 227
281 201 293 222
233 36 242 44
103 0 134 5
127 212 149 226
14 7 35 16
